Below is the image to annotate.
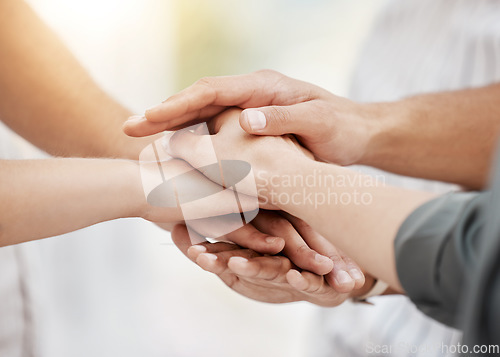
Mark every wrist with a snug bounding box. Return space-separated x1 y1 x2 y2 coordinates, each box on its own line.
119 159 147 218
356 101 403 167
98 107 162 160
258 156 325 217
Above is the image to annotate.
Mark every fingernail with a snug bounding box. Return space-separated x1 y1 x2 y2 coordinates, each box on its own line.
335 270 353 285
126 115 146 123
349 269 363 281
229 257 248 265
266 237 278 244
189 245 207 253
315 253 331 263
244 110 266 131
200 253 217 261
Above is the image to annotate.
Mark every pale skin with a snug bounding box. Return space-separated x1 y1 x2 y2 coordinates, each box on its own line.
1 0 365 301
2 153 355 284
0 0 154 244
125 69 500 190
124 69 500 293
0 0 154 160
0 157 265 245
130 108 436 292
171 223 373 305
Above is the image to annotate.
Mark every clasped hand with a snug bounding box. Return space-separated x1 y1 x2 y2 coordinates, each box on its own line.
128 106 367 305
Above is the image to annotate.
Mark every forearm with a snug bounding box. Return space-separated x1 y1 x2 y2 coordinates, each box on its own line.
0 158 145 246
265 157 435 291
0 0 154 159
363 83 500 189
0 150 256 246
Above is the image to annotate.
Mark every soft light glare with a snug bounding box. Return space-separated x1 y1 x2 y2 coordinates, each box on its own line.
29 0 142 27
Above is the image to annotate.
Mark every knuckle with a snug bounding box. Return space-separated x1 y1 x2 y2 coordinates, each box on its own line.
267 216 291 233
255 69 282 78
265 258 283 280
267 106 291 130
274 255 292 272
194 76 215 87
295 219 313 235
310 282 323 294
302 272 322 293
193 77 218 102
248 230 266 244
329 253 344 265
342 256 356 268
265 271 281 281
338 251 358 268
295 244 312 257
281 257 293 272
346 262 362 274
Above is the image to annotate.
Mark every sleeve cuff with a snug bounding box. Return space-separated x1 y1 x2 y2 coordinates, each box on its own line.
395 192 487 327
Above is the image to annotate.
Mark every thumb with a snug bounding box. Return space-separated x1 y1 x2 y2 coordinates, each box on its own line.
240 103 312 136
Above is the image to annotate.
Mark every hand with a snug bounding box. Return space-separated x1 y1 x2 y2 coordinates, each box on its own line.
171 224 368 306
161 108 312 207
162 210 355 278
137 136 259 224
184 210 365 291
124 70 384 165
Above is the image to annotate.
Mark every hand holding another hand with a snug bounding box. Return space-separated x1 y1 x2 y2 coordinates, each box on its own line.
124 70 385 166
171 213 367 306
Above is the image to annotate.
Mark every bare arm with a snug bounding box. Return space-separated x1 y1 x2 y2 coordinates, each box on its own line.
0 158 144 246
0 0 154 159
0 0 340 271
366 84 500 189
0 156 258 246
125 70 500 189
269 160 435 292
164 109 437 291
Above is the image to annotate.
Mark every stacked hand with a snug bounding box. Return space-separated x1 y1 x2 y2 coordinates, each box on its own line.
124 70 373 305
124 69 383 166
171 212 368 305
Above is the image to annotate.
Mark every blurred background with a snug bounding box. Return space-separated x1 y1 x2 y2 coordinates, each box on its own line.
9 0 387 356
